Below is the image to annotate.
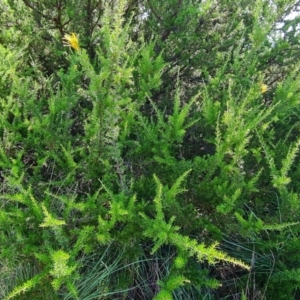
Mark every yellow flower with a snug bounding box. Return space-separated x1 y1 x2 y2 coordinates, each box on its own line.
63 33 80 51
261 84 268 94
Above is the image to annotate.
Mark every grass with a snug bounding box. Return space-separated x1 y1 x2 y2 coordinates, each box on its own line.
0 259 57 300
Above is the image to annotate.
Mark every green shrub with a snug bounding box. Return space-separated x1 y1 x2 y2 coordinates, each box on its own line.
2 0 300 299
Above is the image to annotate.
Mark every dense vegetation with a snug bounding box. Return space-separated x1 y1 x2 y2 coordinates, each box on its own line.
1 0 300 299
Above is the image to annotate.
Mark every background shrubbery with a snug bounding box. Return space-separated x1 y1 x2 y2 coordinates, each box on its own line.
2 0 300 299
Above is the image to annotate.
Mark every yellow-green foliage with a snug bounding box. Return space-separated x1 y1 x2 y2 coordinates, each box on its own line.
2 0 300 299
